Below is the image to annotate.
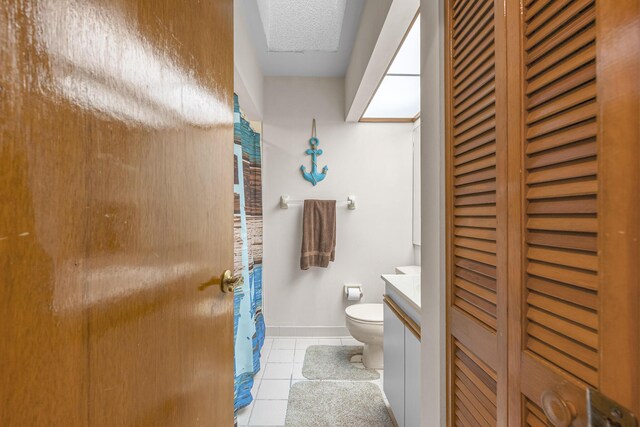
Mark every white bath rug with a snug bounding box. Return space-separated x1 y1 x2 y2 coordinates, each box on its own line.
302 345 380 381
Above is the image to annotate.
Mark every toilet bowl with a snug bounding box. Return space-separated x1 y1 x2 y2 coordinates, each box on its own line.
345 303 384 369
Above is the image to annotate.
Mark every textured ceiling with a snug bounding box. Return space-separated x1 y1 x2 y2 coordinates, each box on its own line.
257 0 347 52
240 0 364 77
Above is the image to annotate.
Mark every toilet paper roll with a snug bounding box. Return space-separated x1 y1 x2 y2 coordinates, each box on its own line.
346 287 361 301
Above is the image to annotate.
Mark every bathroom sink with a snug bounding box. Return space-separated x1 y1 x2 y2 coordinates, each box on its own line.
394 265 421 275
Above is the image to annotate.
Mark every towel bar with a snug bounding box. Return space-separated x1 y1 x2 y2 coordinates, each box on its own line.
279 195 356 210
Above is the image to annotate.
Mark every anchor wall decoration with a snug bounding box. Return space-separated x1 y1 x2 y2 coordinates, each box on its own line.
300 118 328 186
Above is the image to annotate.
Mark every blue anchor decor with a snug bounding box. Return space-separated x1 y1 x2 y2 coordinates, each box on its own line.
300 118 328 186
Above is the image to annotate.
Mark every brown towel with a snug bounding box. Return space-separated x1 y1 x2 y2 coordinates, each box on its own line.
300 200 337 270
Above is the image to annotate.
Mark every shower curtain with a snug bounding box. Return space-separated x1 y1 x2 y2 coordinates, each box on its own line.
233 95 265 412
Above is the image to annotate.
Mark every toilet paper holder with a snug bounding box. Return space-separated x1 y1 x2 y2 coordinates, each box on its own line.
344 285 363 300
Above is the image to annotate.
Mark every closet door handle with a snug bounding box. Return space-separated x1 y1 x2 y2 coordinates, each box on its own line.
541 390 576 427
199 270 243 293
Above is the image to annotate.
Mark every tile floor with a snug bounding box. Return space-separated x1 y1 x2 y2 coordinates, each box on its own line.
236 336 387 427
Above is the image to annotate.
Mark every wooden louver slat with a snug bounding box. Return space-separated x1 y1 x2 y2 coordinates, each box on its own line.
453 341 498 427
450 0 498 332
522 0 600 387
525 399 550 427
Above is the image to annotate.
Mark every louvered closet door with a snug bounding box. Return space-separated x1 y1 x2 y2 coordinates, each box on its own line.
447 0 639 425
445 0 509 424
507 0 640 425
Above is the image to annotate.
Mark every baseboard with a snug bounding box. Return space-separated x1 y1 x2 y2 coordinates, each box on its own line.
266 326 350 337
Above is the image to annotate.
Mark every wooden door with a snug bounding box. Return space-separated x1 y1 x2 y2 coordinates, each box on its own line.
445 0 640 425
445 0 510 425
507 0 640 425
0 0 235 426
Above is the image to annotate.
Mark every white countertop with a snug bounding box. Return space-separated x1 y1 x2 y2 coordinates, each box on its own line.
381 274 421 313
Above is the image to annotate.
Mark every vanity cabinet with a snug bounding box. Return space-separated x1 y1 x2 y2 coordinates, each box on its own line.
383 298 421 427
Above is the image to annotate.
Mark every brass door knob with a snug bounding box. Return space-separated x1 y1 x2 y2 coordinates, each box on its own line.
199 270 243 293
541 390 576 427
220 270 243 293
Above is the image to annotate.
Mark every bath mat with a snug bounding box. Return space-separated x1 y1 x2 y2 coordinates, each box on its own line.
302 345 380 380
285 381 393 427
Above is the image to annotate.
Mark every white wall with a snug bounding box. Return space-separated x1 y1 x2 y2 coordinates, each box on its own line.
234 0 264 120
420 0 447 425
412 120 421 266
262 76 415 336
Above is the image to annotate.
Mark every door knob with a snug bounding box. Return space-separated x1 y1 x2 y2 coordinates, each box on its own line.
220 270 243 293
199 270 243 293
541 390 576 427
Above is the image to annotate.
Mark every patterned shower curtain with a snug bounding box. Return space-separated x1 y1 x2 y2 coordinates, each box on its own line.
233 95 265 412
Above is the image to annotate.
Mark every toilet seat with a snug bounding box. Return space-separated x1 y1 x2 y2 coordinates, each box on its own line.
345 303 383 324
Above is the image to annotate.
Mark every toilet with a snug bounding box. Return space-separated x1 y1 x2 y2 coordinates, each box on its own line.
345 303 384 369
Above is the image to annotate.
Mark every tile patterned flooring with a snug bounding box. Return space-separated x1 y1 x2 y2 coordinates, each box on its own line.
236 337 388 426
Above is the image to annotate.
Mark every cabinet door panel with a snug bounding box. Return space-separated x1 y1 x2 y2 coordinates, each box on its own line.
384 303 406 427
405 328 422 427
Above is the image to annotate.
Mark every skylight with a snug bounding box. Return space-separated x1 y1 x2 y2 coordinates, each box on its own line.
257 0 347 52
362 76 420 119
362 14 420 121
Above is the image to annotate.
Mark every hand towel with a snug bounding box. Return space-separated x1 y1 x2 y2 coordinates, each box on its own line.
300 200 336 270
